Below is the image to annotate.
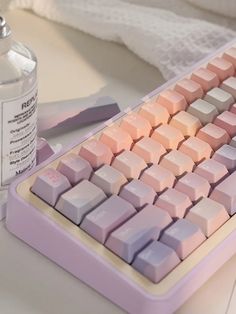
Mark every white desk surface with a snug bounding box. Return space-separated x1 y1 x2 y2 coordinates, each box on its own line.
1 9 236 314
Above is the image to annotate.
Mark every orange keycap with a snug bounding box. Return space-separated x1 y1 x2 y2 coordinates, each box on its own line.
196 123 230 151
174 79 204 104
214 111 236 137
139 101 169 127
156 89 187 115
191 68 219 92
179 137 212 163
207 57 234 81
223 47 236 68
169 111 202 137
120 112 152 141
151 124 184 150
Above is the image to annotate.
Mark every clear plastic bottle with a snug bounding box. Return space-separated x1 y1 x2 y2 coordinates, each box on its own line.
0 16 38 192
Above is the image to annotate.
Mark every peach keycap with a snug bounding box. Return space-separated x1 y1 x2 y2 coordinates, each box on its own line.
79 139 113 169
214 111 236 137
186 197 229 237
140 164 175 193
132 137 166 164
204 87 234 113
169 111 202 137
174 79 204 104
175 172 211 202
138 101 169 127
120 112 152 141
111 150 146 179
207 57 234 81
221 76 236 98
223 47 236 68
100 125 133 154
194 159 228 185
196 123 230 151
191 67 219 92
159 150 194 177
155 188 192 218
151 124 184 150
212 144 236 171
156 89 187 115
179 137 212 163
187 99 218 125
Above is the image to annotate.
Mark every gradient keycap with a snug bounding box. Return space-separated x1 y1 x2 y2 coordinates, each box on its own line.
204 88 234 113
100 125 133 154
207 57 234 81
81 195 136 244
112 150 146 179
106 204 172 263
132 241 180 283
157 89 187 115
140 164 175 193
79 139 113 169
212 144 236 171
139 101 169 127
194 159 228 185
160 219 206 259
91 165 127 195
119 179 156 209
186 197 229 237
55 180 106 224
155 188 191 218
151 124 184 150
57 153 92 185
160 150 194 177
179 137 212 163
174 79 203 104
221 76 236 98
120 112 152 140
214 111 236 137
191 67 219 92
187 99 218 125
31 168 71 206
132 137 166 164
196 123 230 151
36 137 54 165
223 47 236 67
170 111 202 137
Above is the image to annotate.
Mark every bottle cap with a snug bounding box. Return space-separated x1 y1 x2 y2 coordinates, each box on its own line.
0 16 11 39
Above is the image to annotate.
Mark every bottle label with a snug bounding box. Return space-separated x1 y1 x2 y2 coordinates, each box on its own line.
0 84 38 190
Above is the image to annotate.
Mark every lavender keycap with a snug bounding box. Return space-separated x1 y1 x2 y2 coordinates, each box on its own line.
160 219 206 260
81 195 136 243
212 144 236 171
36 137 54 165
55 180 106 224
57 153 92 185
31 168 71 206
106 204 172 263
132 241 180 283
230 136 236 148
119 179 156 209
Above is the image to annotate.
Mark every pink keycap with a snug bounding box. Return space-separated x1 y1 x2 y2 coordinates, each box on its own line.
196 123 230 151
191 67 219 92
157 89 187 115
223 47 236 68
79 139 113 169
169 111 202 137
81 195 136 244
155 188 192 218
159 150 194 177
212 144 236 171
140 164 175 193
179 137 212 163
138 101 169 127
214 111 236 137
36 137 54 165
151 124 184 150
207 57 234 81
112 150 147 179
160 219 206 260
120 112 152 140
132 241 180 283
174 79 204 104
57 153 92 185
119 179 156 209
100 125 133 154
31 168 71 206
194 159 228 185
230 103 236 115
186 197 229 237
106 204 172 263
210 172 236 215
175 172 211 202
132 137 166 164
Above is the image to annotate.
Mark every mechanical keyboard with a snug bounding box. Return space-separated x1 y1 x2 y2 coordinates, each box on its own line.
6 40 236 314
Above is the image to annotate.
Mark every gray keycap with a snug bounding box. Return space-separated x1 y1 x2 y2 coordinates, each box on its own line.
221 76 236 98
187 99 218 125
204 87 234 113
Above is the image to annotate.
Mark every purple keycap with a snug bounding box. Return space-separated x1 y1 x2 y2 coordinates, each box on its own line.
36 137 54 165
81 195 136 243
132 241 180 283
119 179 156 209
31 168 71 206
57 153 92 185
105 204 172 263
212 144 236 171
55 180 106 224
